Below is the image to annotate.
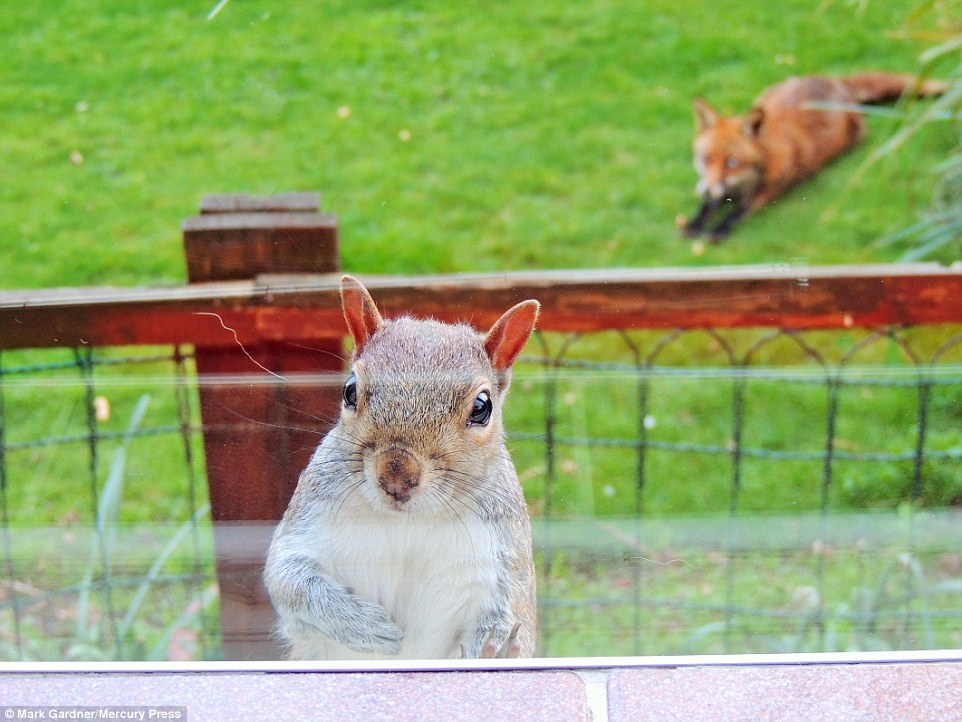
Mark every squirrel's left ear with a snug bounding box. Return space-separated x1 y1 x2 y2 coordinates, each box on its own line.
484 300 540 372
341 275 383 356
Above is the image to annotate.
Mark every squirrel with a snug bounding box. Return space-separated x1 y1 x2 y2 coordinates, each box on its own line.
263 275 539 660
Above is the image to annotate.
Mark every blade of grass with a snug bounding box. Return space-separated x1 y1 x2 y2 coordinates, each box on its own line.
147 583 219 661
117 503 211 644
75 395 150 641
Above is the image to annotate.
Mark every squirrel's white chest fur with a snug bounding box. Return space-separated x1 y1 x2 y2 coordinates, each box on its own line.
298 501 502 660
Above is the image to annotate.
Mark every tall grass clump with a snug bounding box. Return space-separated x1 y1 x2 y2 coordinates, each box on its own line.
0 395 217 661
872 1 962 261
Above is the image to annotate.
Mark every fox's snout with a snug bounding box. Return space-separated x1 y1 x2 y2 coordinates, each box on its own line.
695 178 731 200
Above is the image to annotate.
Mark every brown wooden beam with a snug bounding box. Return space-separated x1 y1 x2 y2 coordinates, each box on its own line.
181 193 344 661
3 264 962 351
183 212 338 283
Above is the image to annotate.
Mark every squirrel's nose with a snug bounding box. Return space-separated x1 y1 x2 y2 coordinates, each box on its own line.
375 448 422 504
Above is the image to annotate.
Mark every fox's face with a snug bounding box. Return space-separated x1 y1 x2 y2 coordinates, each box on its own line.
691 98 765 202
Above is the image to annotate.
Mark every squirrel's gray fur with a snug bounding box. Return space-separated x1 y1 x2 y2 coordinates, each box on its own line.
263 276 538 659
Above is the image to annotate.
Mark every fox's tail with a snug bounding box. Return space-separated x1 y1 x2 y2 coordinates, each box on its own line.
842 72 947 104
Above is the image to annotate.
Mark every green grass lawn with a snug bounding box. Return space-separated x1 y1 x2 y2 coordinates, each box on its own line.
1 0 956 292
2 0 961 660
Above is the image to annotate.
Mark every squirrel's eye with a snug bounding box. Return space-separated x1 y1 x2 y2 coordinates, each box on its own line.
725 157 738 169
343 372 358 409
469 391 492 426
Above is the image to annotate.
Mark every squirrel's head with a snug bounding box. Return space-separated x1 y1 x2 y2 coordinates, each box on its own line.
336 275 539 515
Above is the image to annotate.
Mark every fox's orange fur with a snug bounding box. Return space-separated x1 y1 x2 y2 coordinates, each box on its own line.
681 72 945 241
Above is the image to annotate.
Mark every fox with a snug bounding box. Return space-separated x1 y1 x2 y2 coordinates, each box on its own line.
680 72 946 242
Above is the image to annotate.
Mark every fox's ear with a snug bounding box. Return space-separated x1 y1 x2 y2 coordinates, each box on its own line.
744 107 765 137
484 300 540 373
340 275 383 357
693 97 719 132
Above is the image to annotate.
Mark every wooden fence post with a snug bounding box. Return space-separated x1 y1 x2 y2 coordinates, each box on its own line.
183 192 343 660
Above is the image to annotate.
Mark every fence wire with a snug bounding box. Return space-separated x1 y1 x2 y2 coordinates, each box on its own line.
1 325 961 661
0 346 218 662
513 326 962 656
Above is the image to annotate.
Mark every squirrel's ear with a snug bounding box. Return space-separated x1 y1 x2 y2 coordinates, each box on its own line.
340 275 383 356
693 97 719 133
484 300 540 372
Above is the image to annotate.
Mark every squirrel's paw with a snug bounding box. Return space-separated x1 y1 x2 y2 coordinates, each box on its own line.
335 596 404 655
292 593 403 656
478 622 522 659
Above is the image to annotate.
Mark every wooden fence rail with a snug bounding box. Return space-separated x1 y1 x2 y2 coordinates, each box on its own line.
4 264 962 350
3 192 962 660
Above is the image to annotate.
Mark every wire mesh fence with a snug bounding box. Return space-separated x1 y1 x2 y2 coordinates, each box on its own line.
0 346 219 661
508 325 962 656
1 324 961 661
